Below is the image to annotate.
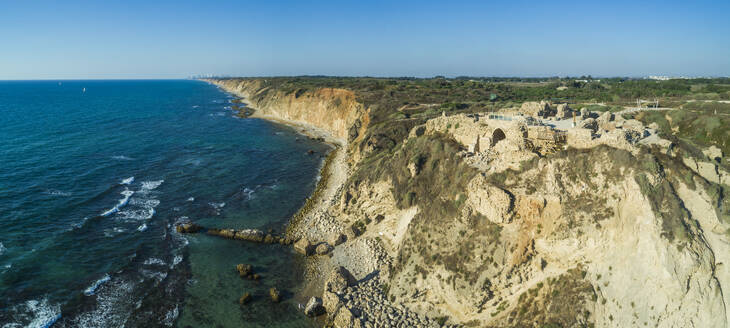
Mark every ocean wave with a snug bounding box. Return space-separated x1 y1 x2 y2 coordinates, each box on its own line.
100 189 134 217
120 177 134 185
111 155 134 161
68 279 135 327
118 207 156 221
136 223 148 232
84 274 111 296
209 202 226 215
0 298 61 328
141 268 167 282
186 197 194 202
0 242 5 255
192 105 199 108
242 187 255 200
140 180 164 191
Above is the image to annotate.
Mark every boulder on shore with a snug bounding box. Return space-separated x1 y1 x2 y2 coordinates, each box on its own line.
325 266 355 294
294 238 314 256
328 233 347 246
322 290 342 314
304 296 325 317
316 242 333 255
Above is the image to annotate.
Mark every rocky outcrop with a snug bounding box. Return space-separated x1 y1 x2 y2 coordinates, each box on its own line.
175 222 202 233
294 238 314 256
305 297 325 317
207 79 730 328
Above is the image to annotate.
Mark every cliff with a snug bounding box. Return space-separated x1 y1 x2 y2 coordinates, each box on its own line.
208 78 730 328
207 79 367 145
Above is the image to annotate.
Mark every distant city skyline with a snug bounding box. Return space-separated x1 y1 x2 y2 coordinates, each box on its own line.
1 0 729 79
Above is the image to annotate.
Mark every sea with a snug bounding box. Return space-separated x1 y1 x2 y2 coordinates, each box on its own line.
0 80 327 327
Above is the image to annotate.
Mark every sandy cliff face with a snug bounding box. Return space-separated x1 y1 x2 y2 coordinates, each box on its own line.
209 79 730 328
209 79 366 145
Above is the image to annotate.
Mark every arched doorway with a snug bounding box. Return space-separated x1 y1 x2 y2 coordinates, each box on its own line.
491 128 506 147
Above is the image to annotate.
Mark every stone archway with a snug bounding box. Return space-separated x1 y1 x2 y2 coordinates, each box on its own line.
491 128 506 147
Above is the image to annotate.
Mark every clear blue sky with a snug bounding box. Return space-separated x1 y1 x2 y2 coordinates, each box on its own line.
1 0 728 79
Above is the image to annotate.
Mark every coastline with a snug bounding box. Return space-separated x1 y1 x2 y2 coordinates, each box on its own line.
202 79 452 328
202 78 351 309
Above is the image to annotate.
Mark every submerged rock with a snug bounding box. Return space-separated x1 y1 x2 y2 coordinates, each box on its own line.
239 292 252 305
236 263 253 278
304 296 325 317
269 287 281 303
234 229 265 242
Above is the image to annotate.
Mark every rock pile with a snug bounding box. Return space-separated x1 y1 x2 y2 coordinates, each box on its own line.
235 263 260 280
322 270 457 328
207 228 291 245
175 222 202 233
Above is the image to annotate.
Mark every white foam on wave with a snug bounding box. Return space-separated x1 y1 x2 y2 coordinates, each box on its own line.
192 105 200 108
45 189 71 197
100 189 134 217
171 255 183 268
209 202 226 215
0 298 61 328
144 257 166 266
242 187 255 200
186 197 194 202
84 274 111 296
111 155 133 161
162 305 179 326
136 223 148 232
0 242 5 256
140 180 164 191
68 278 135 327
209 202 225 209
120 177 134 185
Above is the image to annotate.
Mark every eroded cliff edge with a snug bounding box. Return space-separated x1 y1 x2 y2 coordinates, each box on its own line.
207 78 730 328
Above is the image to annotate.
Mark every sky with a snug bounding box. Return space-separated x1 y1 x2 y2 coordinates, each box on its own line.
1 0 729 79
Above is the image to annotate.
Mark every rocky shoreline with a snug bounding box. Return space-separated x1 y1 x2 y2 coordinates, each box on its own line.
201 79 455 327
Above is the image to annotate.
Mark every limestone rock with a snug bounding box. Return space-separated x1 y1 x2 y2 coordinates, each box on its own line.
234 229 264 242
175 222 202 233
326 266 356 294
328 233 347 246
316 242 333 255
322 290 342 314
304 296 325 317
467 176 513 223
294 238 314 256
333 307 362 328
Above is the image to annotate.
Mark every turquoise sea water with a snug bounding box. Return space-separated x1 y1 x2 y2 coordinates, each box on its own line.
0 80 325 327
